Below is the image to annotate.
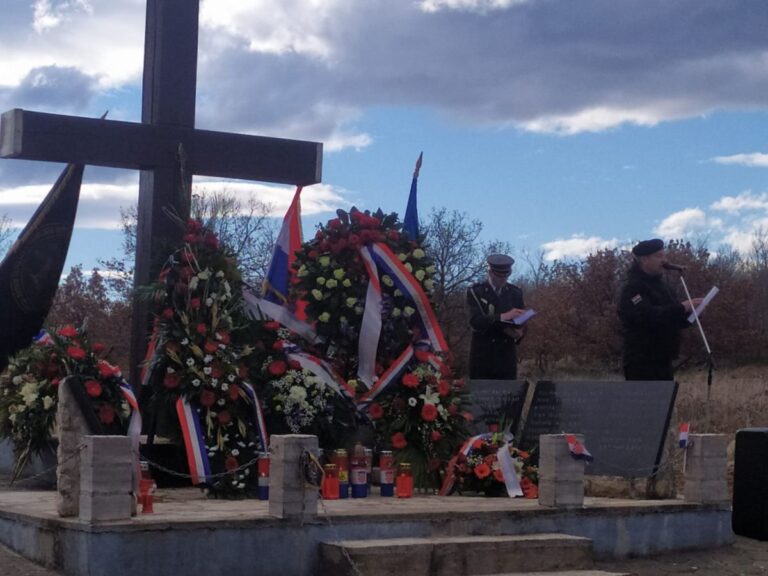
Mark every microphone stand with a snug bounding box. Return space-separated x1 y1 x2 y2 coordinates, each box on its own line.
676 272 715 430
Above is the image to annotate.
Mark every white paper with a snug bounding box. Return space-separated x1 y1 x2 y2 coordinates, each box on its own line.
503 309 537 325
688 286 719 323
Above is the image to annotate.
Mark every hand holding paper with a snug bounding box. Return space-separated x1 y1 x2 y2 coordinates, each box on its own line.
502 309 537 326
687 286 718 323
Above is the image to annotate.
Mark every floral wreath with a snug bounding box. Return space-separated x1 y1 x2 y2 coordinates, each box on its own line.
0 326 133 480
143 218 267 497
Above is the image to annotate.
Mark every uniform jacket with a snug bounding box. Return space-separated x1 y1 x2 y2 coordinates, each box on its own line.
618 263 689 368
466 280 524 379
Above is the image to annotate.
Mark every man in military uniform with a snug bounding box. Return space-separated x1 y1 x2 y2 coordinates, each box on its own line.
618 239 703 381
466 254 527 379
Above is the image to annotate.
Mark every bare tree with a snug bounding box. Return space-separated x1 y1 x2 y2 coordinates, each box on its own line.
0 214 14 257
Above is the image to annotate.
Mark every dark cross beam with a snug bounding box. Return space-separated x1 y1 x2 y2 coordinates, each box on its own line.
0 0 322 383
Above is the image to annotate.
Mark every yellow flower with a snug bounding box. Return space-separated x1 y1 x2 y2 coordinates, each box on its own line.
392 308 402 317
346 297 357 307
326 279 338 289
319 256 331 268
382 275 394 287
318 312 331 323
333 268 345 280
424 279 435 291
311 289 324 300
412 248 425 259
404 263 413 272
398 253 408 262
426 265 436 274
316 276 326 285
342 279 352 288
347 379 358 390
415 269 425 281
403 306 415 317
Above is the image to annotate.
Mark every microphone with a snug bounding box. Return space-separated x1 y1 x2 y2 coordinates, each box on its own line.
663 262 686 272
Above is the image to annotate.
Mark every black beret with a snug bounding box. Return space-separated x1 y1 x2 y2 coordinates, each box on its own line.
632 238 664 257
487 253 514 273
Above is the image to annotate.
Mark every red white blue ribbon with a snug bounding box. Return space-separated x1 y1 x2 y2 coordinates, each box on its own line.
358 345 414 405
357 247 383 388
119 380 143 495
285 351 356 400
496 441 524 497
369 242 448 352
240 382 269 453
679 423 690 448
176 397 212 485
242 287 319 345
566 433 594 462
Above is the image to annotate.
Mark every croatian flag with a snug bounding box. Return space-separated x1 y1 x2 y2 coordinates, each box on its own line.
565 434 594 462
262 186 303 306
403 152 422 240
679 423 690 448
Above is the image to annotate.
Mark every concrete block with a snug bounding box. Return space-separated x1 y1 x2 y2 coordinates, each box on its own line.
687 434 728 458
539 479 584 508
80 463 133 492
684 479 729 504
684 456 727 482
538 434 585 508
79 490 133 522
268 435 318 520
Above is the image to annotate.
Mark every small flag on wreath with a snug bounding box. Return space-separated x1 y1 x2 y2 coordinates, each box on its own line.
679 423 690 448
565 434 593 462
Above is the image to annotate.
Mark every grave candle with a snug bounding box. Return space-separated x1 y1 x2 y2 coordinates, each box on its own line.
396 462 413 498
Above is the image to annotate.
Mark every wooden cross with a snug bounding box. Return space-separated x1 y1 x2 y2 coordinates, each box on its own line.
0 0 322 382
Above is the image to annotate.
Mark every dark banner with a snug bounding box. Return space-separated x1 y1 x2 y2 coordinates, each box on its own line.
0 164 83 370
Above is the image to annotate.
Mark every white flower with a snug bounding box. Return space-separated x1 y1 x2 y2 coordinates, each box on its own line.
42 396 55 410
217 399 226 406
216 270 225 278
231 449 240 456
228 374 235 382
203 366 212 375
181 338 190 345
204 354 214 364
211 378 219 387
20 381 39 407
403 306 415 317
189 277 199 291
206 298 214 307
404 262 413 273
289 386 308 401
408 397 418 407
192 379 201 387
186 358 195 366
167 367 176 374
12 376 22 386
198 269 211 280
221 383 229 391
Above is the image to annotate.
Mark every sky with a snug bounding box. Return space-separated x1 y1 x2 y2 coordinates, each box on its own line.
1 0 768 274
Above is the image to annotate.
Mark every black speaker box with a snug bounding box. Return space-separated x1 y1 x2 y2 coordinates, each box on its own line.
732 428 768 540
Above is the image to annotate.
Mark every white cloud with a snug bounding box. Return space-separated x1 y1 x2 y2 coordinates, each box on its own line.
711 153 768 168
654 208 708 238
520 106 662 135
711 191 768 214
33 0 93 34
418 0 531 14
541 234 619 261
721 218 768 254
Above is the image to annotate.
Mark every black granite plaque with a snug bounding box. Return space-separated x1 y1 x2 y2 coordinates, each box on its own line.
519 380 678 477
467 380 529 435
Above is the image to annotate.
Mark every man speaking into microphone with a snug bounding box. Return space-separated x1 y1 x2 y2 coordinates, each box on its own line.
618 239 703 381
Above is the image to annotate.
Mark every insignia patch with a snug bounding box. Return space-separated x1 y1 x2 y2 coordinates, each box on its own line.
631 294 642 305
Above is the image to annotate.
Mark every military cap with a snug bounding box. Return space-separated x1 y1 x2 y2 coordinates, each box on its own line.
632 238 664 257
486 253 514 273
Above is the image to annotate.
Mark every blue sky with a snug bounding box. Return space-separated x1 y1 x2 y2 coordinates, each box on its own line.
1 0 767 274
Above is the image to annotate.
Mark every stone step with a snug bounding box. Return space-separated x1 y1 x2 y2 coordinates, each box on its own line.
319 533 595 576
474 572 632 576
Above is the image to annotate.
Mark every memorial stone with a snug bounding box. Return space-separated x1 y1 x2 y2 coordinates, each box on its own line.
519 380 677 477
56 379 92 517
467 379 528 435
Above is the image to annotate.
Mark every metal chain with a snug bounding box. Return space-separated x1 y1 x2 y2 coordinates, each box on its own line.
3 443 86 487
140 454 262 482
316 493 365 576
581 445 686 478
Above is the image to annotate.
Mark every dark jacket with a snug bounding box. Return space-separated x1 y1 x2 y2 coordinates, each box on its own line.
466 280 524 380
618 263 689 379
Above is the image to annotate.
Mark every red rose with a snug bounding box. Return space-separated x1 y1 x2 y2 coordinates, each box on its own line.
437 380 451 397
97 361 116 378
92 343 106 355
474 462 491 479
493 469 505 483
401 373 419 389
179 266 194 280
204 233 219 249
391 432 408 449
228 384 241 401
216 331 230 344
348 234 361 248
190 298 201 310
163 372 181 389
368 403 384 419
67 346 87 361
421 403 438 422
162 307 174 319
200 389 216 407
268 360 287 377
225 456 239 472
187 219 202 233
204 341 218 354
448 404 459 416
98 404 116 425
183 233 198 244
84 379 102 398
430 430 442 442
217 410 231 425
272 340 284 351
196 323 207 335
57 325 78 338
288 359 301 370
211 365 223 379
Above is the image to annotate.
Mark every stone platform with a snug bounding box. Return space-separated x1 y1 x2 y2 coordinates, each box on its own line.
0 487 733 576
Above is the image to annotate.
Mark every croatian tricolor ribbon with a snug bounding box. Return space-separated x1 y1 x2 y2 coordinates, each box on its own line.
565 434 594 462
176 397 212 485
241 382 269 453
119 380 143 495
496 441 524 497
358 345 414 406
357 247 384 388
679 423 690 448
369 242 448 352
285 351 356 400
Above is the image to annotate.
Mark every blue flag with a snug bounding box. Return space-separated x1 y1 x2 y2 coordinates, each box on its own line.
403 152 423 240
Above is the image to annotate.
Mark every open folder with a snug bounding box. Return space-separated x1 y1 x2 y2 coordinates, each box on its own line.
502 309 537 326
688 286 718 323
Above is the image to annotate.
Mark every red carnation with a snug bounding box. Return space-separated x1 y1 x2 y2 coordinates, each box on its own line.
421 403 438 422
216 331 230 344
474 462 491 479
98 404 116 425
401 373 419 389
493 469 505 483
84 379 102 398
430 430 442 442
264 321 280 331
183 233 198 244
391 432 408 450
204 341 219 354
92 343 106 355
228 384 241 401
57 325 78 338
217 410 232 425
97 361 116 379
67 346 87 361
448 404 459 416
162 307 174 319
268 360 287 377
368 403 384 419
163 372 181 389
225 456 239 472
437 380 451 397
288 359 301 370
204 233 219 250
272 340 284 351
187 219 202 233
196 323 207 335
190 298 201 310
200 389 216 407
